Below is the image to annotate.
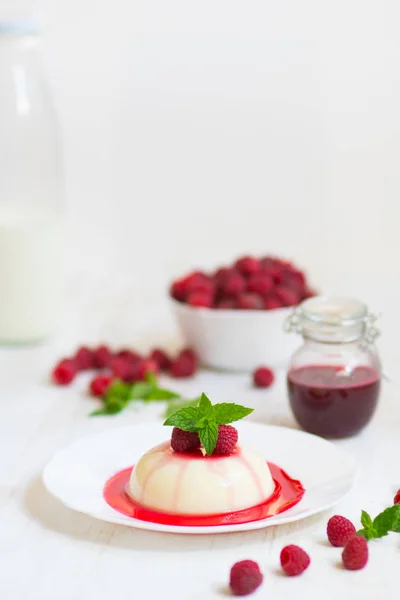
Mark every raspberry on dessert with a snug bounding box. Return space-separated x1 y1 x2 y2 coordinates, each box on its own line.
215 297 236 309
235 256 261 277
170 349 198 378
275 285 299 307
253 366 274 388
246 273 273 297
171 427 200 453
229 560 263 596
327 515 357 547
213 425 238 455
342 535 368 570
394 489 400 504
263 294 283 310
52 359 76 385
150 348 172 371
280 545 310 576
221 272 246 297
90 374 113 397
235 293 264 310
74 346 95 370
93 345 112 369
187 291 213 308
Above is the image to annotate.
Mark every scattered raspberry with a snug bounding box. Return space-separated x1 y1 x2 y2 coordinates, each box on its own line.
263 295 283 310
110 357 133 381
135 359 159 380
90 375 113 397
52 359 76 385
280 545 310 576
253 366 274 388
327 515 357 547
246 273 273 297
235 293 264 310
74 346 95 370
215 297 236 309
170 349 198 378
394 490 400 505
115 349 142 364
342 535 368 570
275 285 299 307
150 348 172 371
171 427 200 453
221 272 246 297
235 256 261 277
229 560 263 596
93 345 112 369
213 425 238 455
188 291 213 308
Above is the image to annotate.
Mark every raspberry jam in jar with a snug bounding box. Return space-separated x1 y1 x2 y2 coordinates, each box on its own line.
285 297 381 438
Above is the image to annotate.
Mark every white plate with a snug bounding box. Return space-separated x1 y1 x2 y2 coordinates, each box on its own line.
42 422 357 535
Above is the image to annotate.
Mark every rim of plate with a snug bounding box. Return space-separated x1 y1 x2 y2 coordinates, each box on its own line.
42 422 358 535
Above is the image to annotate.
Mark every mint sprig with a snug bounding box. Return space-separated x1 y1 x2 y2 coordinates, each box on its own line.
163 392 253 455
357 505 400 540
90 373 180 417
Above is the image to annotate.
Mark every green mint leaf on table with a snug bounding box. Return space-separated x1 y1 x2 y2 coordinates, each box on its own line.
357 505 400 540
199 420 219 456
162 397 201 419
145 388 181 401
361 510 373 530
213 402 254 425
130 382 154 400
163 406 200 431
145 371 158 387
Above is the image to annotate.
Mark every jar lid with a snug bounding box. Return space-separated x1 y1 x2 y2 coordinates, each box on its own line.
286 295 379 343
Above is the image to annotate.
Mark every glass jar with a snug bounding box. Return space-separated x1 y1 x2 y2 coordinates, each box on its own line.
0 22 64 343
285 296 381 439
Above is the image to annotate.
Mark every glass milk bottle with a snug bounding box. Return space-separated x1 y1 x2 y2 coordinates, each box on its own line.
0 22 64 343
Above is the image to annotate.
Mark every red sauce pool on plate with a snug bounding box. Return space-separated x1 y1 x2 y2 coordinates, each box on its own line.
287 365 380 438
103 462 304 527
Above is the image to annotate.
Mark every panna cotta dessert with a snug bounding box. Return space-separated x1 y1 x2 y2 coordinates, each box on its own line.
127 394 276 516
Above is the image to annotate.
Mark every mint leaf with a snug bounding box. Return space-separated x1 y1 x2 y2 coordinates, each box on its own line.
213 402 254 425
106 380 132 402
357 528 376 541
162 397 201 418
163 406 199 431
130 382 153 400
198 420 219 456
361 510 373 530
145 371 158 386
373 506 400 537
388 505 400 532
198 393 214 419
145 388 181 401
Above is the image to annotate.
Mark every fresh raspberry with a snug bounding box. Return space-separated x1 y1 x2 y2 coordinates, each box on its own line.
110 357 133 381
150 348 172 371
229 560 263 596
74 346 96 370
275 285 299 307
213 425 238 455
327 515 356 547
170 272 210 302
170 349 198 378
52 359 76 385
260 256 278 269
246 273 273 297
394 490 400 504
276 268 306 291
93 345 112 369
221 272 246 297
90 374 113 397
235 256 261 277
253 366 274 388
214 267 235 285
135 359 159 380
171 427 200 453
342 535 368 570
263 294 283 310
187 279 215 297
115 349 142 364
280 545 310 576
215 297 236 309
235 293 264 310
170 279 187 302
302 287 317 300
187 291 214 308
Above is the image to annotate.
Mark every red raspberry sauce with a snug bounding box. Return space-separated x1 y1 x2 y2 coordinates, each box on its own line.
103 462 304 527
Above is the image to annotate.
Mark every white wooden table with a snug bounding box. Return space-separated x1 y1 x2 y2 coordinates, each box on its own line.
0 284 398 600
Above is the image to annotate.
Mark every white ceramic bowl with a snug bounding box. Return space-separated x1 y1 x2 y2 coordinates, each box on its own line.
171 299 301 372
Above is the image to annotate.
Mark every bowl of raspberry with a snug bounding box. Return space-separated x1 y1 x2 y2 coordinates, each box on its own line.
169 255 317 372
